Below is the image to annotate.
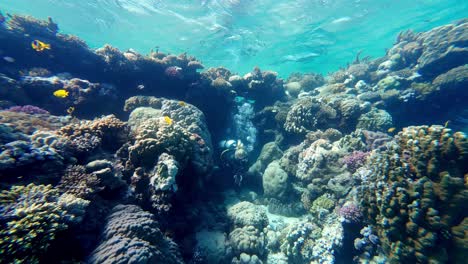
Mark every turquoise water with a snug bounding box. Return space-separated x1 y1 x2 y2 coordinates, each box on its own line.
2 0 467 77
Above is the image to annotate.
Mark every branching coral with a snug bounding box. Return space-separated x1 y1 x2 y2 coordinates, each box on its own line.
0 184 88 263
57 165 101 199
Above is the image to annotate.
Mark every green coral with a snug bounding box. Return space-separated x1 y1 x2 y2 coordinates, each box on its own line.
0 184 89 263
310 193 336 216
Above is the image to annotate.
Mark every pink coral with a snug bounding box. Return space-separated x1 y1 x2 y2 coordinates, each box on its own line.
339 203 363 224
164 66 183 79
6 105 49 115
342 151 369 172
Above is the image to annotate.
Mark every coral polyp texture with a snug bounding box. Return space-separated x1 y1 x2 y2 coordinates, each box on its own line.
360 125 468 263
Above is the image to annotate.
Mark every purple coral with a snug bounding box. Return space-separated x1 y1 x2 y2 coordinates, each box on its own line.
6 105 49 115
339 203 363 224
342 151 369 172
164 66 183 79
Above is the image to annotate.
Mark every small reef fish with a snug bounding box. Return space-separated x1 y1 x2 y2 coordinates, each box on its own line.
387 127 396 133
137 84 145 90
67 106 75 115
163 116 173 126
31 40 51 52
53 89 69 98
178 101 186 107
444 120 450 128
3 56 15 63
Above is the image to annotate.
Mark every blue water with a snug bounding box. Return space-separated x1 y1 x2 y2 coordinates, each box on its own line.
2 0 467 76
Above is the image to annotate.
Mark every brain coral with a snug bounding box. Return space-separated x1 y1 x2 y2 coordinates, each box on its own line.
360 125 468 263
88 204 183 264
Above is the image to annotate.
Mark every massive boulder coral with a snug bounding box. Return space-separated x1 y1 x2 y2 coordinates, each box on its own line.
279 218 344 264
360 125 468 263
263 161 289 200
88 204 183 264
0 184 89 263
123 97 213 215
125 96 213 174
284 96 337 134
226 201 269 262
248 142 283 178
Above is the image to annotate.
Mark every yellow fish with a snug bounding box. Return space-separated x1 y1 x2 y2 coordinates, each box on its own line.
67 106 75 115
387 127 396 133
31 40 51 52
53 89 69 98
444 120 450 128
163 116 173 126
178 101 186 107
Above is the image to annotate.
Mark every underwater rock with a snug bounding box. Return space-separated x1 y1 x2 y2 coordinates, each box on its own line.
88 204 183 264
126 96 213 175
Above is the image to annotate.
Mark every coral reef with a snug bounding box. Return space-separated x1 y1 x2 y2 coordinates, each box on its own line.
57 115 128 155
262 161 289 200
0 10 467 264
0 184 88 263
284 96 337 134
360 125 468 263
227 201 269 262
